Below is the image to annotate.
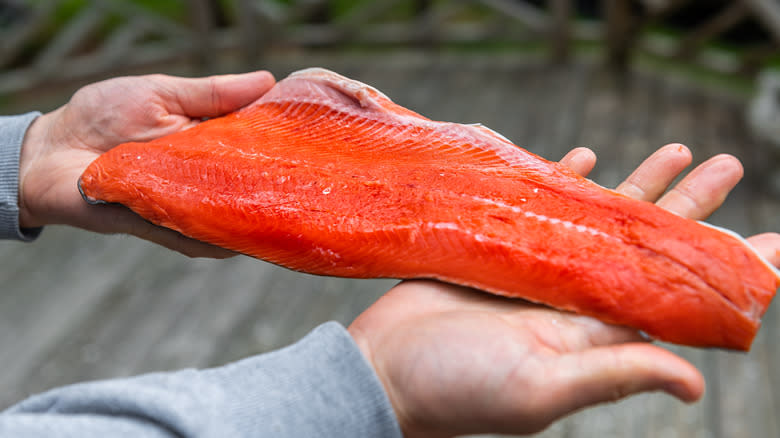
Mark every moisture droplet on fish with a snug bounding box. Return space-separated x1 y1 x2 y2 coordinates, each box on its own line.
322 187 332 194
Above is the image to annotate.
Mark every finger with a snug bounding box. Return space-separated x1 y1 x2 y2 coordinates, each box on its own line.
616 143 692 201
160 71 276 118
559 147 596 177
747 232 780 267
129 221 239 259
535 344 704 421
80 204 237 259
656 154 744 220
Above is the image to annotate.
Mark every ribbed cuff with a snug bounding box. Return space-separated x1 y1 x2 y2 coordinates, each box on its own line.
0 112 43 241
205 321 403 438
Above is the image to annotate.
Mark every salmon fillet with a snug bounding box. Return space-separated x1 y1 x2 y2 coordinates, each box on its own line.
79 68 780 350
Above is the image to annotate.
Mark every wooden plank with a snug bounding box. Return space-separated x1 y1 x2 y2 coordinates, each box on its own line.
702 99 778 438
638 82 713 438
750 192 780 430
126 256 276 371
202 268 391 366
444 65 572 438
233 0 260 68
572 70 625 186
549 0 572 63
0 53 777 435
745 96 780 426
671 94 731 438
541 64 591 160
0 228 162 407
604 0 639 71
187 0 217 71
6 247 257 402
488 65 548 152
563 72 655 438
602 73 662 195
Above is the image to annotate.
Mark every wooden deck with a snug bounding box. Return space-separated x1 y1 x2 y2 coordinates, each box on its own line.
1 51 778 437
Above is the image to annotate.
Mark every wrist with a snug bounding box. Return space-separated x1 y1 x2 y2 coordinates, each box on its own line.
18 109 58 228
348 323 436 438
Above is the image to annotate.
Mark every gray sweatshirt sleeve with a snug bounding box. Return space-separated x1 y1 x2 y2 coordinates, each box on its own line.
0 112 43 241
0 321 402 437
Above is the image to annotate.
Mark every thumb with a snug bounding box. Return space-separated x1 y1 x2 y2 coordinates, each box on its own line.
159 71 276 118
78 203 237 259
125 216 238 259
539 344 704 419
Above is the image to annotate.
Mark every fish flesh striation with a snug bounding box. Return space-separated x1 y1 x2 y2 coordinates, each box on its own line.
79 68 779 350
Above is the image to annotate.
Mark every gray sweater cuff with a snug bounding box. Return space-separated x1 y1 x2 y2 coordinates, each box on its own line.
0 112 44 241
5 322 403 438
204 321 403 437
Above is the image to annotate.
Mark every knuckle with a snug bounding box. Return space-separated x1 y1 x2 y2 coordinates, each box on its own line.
610 380 634 402
209 76 222 113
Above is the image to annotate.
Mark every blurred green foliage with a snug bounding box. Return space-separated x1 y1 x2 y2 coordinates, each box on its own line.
329 0 362 17
25 0 186 21
5 0 189 69
328 0 422 21
6 0 773 97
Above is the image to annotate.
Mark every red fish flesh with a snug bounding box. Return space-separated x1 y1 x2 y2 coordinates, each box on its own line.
79 68 779 350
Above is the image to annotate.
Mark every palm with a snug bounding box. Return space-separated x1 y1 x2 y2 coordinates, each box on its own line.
349 145 780 438
352 281 693 437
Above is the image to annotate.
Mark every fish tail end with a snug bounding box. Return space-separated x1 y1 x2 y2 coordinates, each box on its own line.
77 178 106 205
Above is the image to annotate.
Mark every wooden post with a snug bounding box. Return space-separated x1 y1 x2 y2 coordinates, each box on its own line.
188 0 217 72
414 0 436 47
236 0 262 68
604 0 641 72
549 0 572 64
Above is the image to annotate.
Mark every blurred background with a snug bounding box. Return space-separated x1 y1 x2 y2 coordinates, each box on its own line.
1 1 779 437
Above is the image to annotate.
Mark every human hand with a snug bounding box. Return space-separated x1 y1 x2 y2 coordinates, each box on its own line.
18 71 276 257
348 144 780 437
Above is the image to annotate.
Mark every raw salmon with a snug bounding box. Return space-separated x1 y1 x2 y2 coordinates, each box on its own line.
79 68 779 350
